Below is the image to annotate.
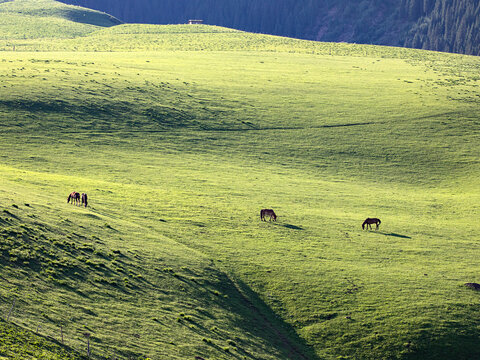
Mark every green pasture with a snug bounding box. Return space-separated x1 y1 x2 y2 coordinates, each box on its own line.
1 1 480 359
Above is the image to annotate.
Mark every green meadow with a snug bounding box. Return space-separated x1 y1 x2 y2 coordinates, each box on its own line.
0 0 480 359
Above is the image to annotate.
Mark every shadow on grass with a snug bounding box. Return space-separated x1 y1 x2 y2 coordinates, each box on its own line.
401 310 480 360
220 275 322 360
282 223 304 230
270 223 304 230
375 231 411 239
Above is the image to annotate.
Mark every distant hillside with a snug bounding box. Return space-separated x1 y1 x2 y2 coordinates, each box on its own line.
0 0 121 40
59 0 480 55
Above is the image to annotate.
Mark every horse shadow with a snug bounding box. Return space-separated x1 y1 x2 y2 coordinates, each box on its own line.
375 231 411 239
282 223 304 230
270 222 304 230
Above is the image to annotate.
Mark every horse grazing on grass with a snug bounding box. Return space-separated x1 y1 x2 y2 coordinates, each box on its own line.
67 192 81 205
362 218 381 230
260 209 277 222
81 193 88 208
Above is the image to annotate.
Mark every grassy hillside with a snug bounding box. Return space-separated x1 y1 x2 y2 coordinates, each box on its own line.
0 181 307 359
1 1 480 359
59 0 480 56
0 0 120 41
0 319 84 359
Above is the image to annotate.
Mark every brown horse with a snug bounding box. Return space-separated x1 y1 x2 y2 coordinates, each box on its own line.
81 193 88 208
260 209 277 222
67 192 81 205
362 218 381 230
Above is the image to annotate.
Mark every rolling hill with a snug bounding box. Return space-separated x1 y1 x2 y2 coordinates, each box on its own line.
0 0 480 359
0 0 120 40
58 0 480 56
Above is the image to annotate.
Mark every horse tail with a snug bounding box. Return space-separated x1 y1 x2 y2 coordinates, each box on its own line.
260 209 264 220
378 219 381 225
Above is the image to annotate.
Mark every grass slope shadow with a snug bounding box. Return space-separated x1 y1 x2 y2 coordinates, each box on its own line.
219 273 322 360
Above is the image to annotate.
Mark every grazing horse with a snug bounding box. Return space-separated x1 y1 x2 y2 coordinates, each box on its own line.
67 192 80 205
260 209 277 222
362 218 381 230
81 193 88 208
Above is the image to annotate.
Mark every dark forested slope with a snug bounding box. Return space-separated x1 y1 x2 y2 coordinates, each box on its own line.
59 0 480 56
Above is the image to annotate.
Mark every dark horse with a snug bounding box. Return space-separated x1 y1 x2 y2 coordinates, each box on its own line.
67 191 80 205
362 218 381 230
81 193 88 208
260 209 277 222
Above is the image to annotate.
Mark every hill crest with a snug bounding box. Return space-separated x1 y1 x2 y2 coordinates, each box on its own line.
58 0 480 56
0 0 121 30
